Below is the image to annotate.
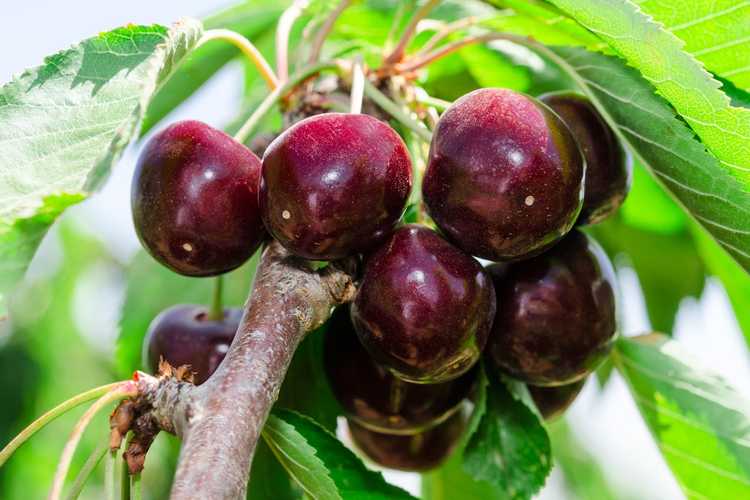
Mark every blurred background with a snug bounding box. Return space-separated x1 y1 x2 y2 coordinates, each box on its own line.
1 1 748 499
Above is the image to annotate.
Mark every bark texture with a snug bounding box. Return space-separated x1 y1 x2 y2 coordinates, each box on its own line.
130 241 356 499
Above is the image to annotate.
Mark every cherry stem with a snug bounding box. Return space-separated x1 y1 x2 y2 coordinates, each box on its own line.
0 382 124 468
384 0 413 53
105 450 117 500
396 33 514 73
349 59 365 114
198 29 279 90
208 275 224 322
414 90 451 111
308 0 351 64
418 16 481 55
49 382 139 500
64 440 108 500
276 0 309 82
383 0 441 65
234 61 340 144
362 79 432 142
120 453 130 500
131 473 142 500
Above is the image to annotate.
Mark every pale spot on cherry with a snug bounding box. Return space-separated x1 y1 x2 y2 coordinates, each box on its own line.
282 210 291 220
525 195 535 206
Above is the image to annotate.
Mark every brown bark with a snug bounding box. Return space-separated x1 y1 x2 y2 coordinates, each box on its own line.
127 241 357 499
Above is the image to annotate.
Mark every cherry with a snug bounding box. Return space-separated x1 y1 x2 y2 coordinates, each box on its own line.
352 225 496 383
324 306 476 434
132 120 265 277
143 304 241 385
486 230 617 386
347 411 465 472
528 379 586 421
259 113 412 260
540 92 632 225
423 88 584 261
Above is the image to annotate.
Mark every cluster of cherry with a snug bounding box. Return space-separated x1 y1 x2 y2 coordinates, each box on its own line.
134 86 629 471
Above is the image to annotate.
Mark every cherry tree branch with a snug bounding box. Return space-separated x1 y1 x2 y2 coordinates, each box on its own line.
127 241 357 499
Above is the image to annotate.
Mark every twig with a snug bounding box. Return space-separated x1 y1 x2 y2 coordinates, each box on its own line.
64 441 109 500
383 0 441 65
308 0 352 63
197 29 279 90
362 80 432 142
49 382 139 500
276 0 310 82
0 382 123 467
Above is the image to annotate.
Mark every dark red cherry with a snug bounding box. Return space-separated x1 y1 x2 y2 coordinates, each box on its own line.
347 411 465 472
324 306 476 434
259 113 412 260
540 92 632 225
486 230 617 386
423 88 584 261
528 379 586 421
351 225 496 383
132 120 265 276
143 304 241 385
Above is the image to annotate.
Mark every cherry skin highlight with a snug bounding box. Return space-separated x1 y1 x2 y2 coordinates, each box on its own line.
143 304 241 385
324 306 476 434
347 411 465 472
132 120 266 276
528 379 586 421
486 230 617 386
540 92 632 225
352 225 496 383
423 88 585 261
260 113 412 260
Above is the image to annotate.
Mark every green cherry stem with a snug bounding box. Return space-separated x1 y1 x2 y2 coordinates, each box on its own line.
276 0 309 82
383 0 441 65
131 473 142 500
120 452 131 500
234 61 341 144
65 441 109 500
362 79 433 142
208 275 224 322
349 59 365 114
105 450 117 500
49 382 139 500
308 0 352 64
0 382 124 468
197 29 279 90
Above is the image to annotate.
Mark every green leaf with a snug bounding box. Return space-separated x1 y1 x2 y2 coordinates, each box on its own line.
115 250 258 378
633 0 750 90
247 438 300 500
546 0 750 181
0 19 203 319
462 366 551 500
263 409 415 500
614 334 750 499
545 46 750 271
141 2 286 135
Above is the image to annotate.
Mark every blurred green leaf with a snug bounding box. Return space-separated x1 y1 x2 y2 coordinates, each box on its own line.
276 325 342 433
462 366 551 500
264 409 415 500
115 250 258 378
614 334 750 499
141 2 285 135
546 46 750 272
548 419 624 500
693 225 750 345
0 20 203 320
590 216 705 334
547 0 750 182
632 0 750 91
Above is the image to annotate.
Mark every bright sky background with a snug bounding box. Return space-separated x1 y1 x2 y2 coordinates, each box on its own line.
4 2 750 499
